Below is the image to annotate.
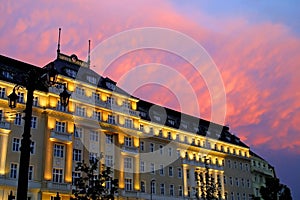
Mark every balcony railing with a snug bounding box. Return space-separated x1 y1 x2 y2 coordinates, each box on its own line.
182 159 223 170
47 182 71 191
122 145 139 154
50 130 72 142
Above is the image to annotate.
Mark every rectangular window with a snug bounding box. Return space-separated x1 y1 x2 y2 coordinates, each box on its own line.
160 183 165 195
52 168 63 183
0 87 6 98
74 127 83 138
236 177 239 186
151 181 156 194
92 110 101 121
107 96 115 105
54 144 64 158
169 184 174 196
55 121 66 132
124 118 133 128
178 185 183 197
141 181 146 193
168 166 173 177
186 169 190 179
150 163 155 174
230 177 233 185
10 163 18 178
31 116 37 128
159 164 164 175
30 141 35 154
140 141 144 151
73 149 82 161
75 87 85 96
15 113 22 125
140 161 145 172
0 110 2 121
150 143 154 152
168 147 172 156
140 124 144 131
72 172 81 185
178 167 182 178
17 92 24 103
89 152 98 162
107 115 116 124
124 137 132 147
125 179 132 191
92 92 100 102
90 131 99 141
57 100 66 112
76 106 86 117
106 134 113 144
28 166 34 180
33 96 38 107
124 157 132 169
105 155 113 167
159 145 163 155
123 101 131 109
12 138 20 152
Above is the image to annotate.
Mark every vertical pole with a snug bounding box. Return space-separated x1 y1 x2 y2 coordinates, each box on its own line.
16 87 34 200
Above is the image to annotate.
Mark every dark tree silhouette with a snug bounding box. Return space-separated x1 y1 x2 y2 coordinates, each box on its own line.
72 158 118 200
260 177 292 200
279 184 292 200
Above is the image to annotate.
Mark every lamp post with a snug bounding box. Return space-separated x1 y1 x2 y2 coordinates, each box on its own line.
150 179 155 200
8 68 70 200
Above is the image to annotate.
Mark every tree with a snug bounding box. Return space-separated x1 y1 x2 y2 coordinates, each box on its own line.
260 177 292 200
195 164 222 200
72 158 118 200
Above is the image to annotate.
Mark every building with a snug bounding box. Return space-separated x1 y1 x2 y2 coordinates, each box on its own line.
0 51 275 200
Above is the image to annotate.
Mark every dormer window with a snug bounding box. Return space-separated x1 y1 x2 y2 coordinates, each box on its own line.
2 71 13 79
87 75 97 84
154 115 161 121
65 68 77 78
140 111 147 118
168 119 175 126
75 87 85 96
107 96 115 105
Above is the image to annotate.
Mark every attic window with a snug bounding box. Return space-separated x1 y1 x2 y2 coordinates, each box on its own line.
140 111 147 118
154 115 161 121
168 119 175 126
106 82 115 90
2 71 13 79
87 75 97 84
65 68 77 78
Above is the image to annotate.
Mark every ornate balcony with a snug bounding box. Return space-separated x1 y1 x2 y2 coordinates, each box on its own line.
50 130 72 142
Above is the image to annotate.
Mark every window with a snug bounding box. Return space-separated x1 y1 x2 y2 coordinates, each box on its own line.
125 179 132 191
178 168 182 178
124 118 133 128
0 87 6 98
31 116 37 128
150 143 154 152
186 169 190 179
72 172 81 185
140 124 144 131
87 75 97 84
92 92 100 102
247 179 251 188
167 131 172 139
140 161 145 172
10 163 18 178
159 164 164 175
90 131 99 141
105 155 113 167
178 185 183 197
159 145 163 155
107 115 116 124
106 134 113 144
151 181 156 194
57 100 66 112
74 127 83 138
141 181 146 192
229 177 233 185
30 141 35 154
154 115 161 121
12 138 20 152
227 160 231 168
150 163 155 174
123 101 131 109
15 113 22 125
33 96 38 106
169 184 174 196
52 168 63 183
168 119 175 126
73 149 82 161
76 106 86 117
107 96 115 105
55 121 66 132
140 141 144 151
89 152 98 162
124 157 132 169
124 137 132 147
75 87 85 96
240 162 243 170
236 177 239 186
224 175 227 184
241 178 245 187
168 147 172 157
168 166 173 177
54 144 64 158
65 68 77 78
0 110 2 121
17 92 24 103
160 183 165 195
28 166 33 180
92 110 101 121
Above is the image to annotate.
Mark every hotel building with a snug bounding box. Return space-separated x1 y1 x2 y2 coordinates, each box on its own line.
0 52 275 200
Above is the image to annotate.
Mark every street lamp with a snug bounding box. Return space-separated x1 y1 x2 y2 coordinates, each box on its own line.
150 179 156 200
7 67 70 200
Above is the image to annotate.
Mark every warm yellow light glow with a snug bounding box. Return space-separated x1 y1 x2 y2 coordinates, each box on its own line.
67 82 75 92
117 98 122 106
68 122 74 133
85 89 92 97
119 134 124 145
144 126 150 133
131 102 137 110
154 129 159 136
119 116 124 125
133 137 139 147
183 164 188 196
49 97 57 107
102 112 108 122
101 94 108 101
134 157 140 190
69 102 75 112
65 143 73 183
44 141 53 180
0 133 8 175
162 130 167 138
86 108 92 118
48 118 55 129
133 120 139 129
119 157 124 189
39 96 47 107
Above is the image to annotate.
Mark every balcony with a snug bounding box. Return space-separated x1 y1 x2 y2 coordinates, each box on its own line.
50 130 72 142
182 159 223 170
0 121 10 130
122 145 138 154
47 182 71 191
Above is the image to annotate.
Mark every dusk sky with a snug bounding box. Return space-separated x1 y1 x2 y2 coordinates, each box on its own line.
1 1 299 199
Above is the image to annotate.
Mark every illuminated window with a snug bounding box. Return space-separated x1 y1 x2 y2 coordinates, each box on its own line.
124 137 132 147
33 96 38 106
107 115 116 124
54 144 64 158
17 92 24 103
52 168 63 183
125 179 132 191
55 121 66 132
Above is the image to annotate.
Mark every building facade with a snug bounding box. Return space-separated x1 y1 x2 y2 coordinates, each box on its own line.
0 53 275 200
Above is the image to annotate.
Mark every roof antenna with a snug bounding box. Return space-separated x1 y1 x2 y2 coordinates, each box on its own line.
87 39 91 68
57 28 61 58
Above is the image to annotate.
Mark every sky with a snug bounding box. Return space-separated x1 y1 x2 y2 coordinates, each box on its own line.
1 0 300 199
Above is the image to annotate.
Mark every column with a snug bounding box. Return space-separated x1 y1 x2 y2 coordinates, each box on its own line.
0 133 9 175
65 143 73 183
133 155 140 191
44 140 53 180
183 164 188 197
